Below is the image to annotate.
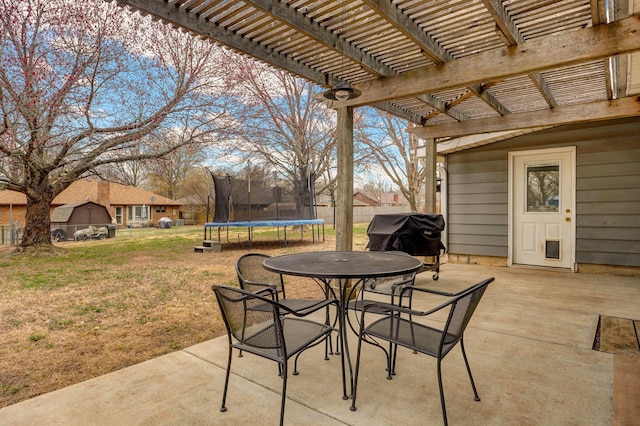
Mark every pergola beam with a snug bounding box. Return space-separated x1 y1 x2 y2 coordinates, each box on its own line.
481 0 524 46
420 93 471 122
111 0 329 85
243 0 395 78
591 0 608 25
361 0 452 63
468 84 512 116
115 0 423 123
530 73 559 108
409 96 640 139
331 16 640 107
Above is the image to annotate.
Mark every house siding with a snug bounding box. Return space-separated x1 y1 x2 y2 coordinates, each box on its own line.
0 179 182 229
445 117 640 268
0 206 27 226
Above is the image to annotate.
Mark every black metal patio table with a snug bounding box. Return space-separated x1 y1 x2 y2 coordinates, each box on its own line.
262 250 423 400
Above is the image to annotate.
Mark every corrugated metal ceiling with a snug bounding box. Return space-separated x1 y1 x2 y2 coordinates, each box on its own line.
114 0 639 137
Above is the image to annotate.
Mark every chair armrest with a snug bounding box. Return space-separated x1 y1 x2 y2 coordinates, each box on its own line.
398 284 464 298
279 298 338 317
390 277 495 313
221 285 336 317
359 299 450 318
253 286 277 297
242 280 279 297
398 277 494 300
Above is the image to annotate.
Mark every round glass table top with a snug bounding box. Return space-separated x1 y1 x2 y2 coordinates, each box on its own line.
263 251 423 279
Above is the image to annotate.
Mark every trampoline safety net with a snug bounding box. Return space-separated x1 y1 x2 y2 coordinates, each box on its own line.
211 172 315 222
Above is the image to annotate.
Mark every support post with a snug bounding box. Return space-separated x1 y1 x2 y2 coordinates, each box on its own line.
336 106 354 251
423 138 437 213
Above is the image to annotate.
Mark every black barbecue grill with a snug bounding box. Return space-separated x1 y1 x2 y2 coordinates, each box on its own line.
366 213 445 280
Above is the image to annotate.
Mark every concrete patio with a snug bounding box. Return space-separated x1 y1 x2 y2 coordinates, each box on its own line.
1 263 638 425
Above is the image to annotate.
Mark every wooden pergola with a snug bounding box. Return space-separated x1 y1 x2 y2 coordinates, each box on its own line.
113 0 640 250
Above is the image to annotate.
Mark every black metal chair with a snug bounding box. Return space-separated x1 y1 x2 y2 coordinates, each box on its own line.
213 284 336 426
236 253 327 313
347 269 417 319
346 252 417 366
346 251 417 314
236 253 335 359
350 277 495 426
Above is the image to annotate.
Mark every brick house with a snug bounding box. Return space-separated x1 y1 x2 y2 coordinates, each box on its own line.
0 178 182 228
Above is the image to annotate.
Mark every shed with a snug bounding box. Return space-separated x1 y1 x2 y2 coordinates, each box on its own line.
50 201 112 240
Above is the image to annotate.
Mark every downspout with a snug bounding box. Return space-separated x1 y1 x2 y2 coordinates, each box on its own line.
437 161 449 252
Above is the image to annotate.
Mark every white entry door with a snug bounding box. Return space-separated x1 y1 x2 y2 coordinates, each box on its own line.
510 147 575 269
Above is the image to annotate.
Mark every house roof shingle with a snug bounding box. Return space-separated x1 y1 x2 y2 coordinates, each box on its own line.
0 179 182 207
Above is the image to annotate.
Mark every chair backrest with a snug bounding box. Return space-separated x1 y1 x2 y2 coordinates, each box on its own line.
236 253 285 295
364 251 416 300
442 277 495 346
213 285 283 351
364 273 416 297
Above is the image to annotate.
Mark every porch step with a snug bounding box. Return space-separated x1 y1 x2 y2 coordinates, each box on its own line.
194 240 221 253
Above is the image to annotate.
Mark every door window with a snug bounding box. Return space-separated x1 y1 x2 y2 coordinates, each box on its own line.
526 163 559 212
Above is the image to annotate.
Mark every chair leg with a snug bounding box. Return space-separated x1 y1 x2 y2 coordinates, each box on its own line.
279 361 288 426
326 304 334 356
390 342 398 376
437 357 448 426
350 325 366 411
324 333 330 360
460 338 481 401
221 345 233 413
324 304 334 360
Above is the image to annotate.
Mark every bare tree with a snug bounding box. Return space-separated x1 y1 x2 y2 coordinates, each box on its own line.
95 145 148 188
360 176 393 205
175 166 216 224
223 56 337 217
144 132 206 199
355 108 425 212
0 0 229 248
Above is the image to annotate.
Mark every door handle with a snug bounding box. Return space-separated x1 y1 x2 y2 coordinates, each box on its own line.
565 217 571 222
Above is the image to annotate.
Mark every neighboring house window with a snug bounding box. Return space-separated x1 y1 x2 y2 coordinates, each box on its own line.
115 206 123 225
155 206 166 213
127 206 149 222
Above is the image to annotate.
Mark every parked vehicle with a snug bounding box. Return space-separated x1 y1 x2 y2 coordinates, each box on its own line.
50 228 66 242
73 225 108 241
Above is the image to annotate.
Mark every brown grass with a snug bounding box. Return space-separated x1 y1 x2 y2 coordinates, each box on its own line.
0 225 369 408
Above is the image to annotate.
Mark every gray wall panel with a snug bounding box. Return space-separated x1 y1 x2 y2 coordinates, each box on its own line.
448 170 506 184
577 227 640 240
577 215 640 227
577 189 640 202
445 117 640 267
449 244 507 257
448 203 507 215
449 193 506 204
447 214 508 226
448 182 508 193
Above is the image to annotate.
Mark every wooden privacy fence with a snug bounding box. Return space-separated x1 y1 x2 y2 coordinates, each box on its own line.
315 206 411 225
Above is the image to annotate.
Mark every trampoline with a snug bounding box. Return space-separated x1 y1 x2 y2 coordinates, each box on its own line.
206 170 323 248
204 219 325 248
